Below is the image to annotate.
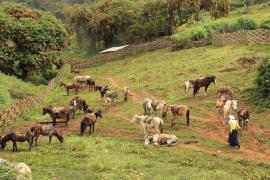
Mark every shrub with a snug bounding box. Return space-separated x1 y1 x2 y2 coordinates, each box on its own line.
236 17 257 30
260 18 270 29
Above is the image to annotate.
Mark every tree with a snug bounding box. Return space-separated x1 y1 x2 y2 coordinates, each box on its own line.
0 3 68 83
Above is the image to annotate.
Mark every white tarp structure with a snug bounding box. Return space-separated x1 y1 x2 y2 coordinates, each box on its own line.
99 45 129 54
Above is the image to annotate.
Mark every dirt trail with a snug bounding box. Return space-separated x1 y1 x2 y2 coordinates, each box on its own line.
105 76 270 163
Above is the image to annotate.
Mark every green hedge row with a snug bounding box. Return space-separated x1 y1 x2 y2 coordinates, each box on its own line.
170 17 269 43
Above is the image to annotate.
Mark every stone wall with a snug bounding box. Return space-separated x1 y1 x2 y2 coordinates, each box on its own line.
212 29 270 46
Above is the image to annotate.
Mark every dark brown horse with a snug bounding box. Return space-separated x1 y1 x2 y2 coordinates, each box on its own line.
60 82 79 96
238 109 250 131
87 78 96 91
80 110 102 136
193 75 216 97
162 104 190 127
69 97 92 116
0 131 33 152
95 85 109 100
31 125 64 147
42 106 70 126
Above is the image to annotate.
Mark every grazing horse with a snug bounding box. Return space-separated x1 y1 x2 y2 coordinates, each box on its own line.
0 131 33 152
123 86 131 102
162 104 190 127
238 109 249 131
80 110 102 136
145 134 179 146
42 106 70 126
74 75 92 89
95 85 109 100
143 98 152 116
130 115 163 138
217 100 238 124
30 125 64 147
193 75 216 97
151 97 166 117
60 82 79 96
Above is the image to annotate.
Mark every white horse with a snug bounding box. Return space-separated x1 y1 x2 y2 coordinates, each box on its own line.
143 98 152 116
145 134 179 146
217 100 238 124
131 114 163 138
74 75 91 87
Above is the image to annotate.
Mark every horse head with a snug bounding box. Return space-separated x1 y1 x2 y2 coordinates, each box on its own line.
211 75 216 83
232 100 238 111
60 82 64 87
96 109 102 118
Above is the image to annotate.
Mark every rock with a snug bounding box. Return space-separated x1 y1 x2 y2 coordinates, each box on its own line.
15 163 32 180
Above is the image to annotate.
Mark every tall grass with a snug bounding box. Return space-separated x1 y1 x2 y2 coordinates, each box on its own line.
170 17 258 43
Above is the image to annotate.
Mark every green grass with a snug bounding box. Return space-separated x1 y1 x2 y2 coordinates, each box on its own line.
0 72 44 110
1 136 270 179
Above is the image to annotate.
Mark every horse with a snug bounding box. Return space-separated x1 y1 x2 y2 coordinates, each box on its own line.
184 79 196 94
60 82 79 96
217 100 238 124
217 86 233 99
105 91 118 106
95 85 109 100
80 110 102 136
151 97 166 117
87 78 96 91
30 125 64 147
69 97 90 116
238 109 249 131
143 98 152 116
0 131 33 152
130 114 163 138
193 75 216 97
123 86 131 102
162 104 190 127
103 97 112 110
74 75 92 88
42 106 70 126
145 134 179 146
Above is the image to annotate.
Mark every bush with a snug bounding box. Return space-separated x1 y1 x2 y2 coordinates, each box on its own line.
245 57 270 109
170 17 258 43
0 2 68 83
260 18 270 29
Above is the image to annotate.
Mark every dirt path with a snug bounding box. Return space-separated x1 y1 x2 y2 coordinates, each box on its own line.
105 76 270 163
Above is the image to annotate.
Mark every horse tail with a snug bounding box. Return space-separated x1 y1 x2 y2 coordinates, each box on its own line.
80 119 87 136
186 109 190 127
54 129 64 143
159 121 163 133
143 102 147 115
30 126 36 136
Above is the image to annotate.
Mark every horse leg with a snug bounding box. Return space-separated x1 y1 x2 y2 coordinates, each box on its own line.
28 139 32 151
89 125 91 134
53 117 56 127
35 134 40 147
49 136 52 144
204 85 209 96
12 141 16 152
93 123 95 134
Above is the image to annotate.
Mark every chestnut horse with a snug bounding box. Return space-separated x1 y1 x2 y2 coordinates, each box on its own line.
60 82 79 96
42 106 70 126
193 75 216 97
162 104 190 127
0 131 33 152
31 125 64 146
69 97 91 116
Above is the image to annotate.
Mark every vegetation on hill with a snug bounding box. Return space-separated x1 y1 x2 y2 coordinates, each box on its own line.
0 3 68 83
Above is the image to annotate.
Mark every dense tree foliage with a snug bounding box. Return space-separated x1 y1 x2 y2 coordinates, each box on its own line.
71 0 230 53
0 3 68 83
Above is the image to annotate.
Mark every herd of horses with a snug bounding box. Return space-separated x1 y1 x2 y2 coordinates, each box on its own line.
0 73 250 151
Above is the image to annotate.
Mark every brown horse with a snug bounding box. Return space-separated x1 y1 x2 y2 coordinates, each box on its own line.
31 125 64 147
60 82 79 96
87 78 96 91
162 104 190 127
69 97 91 115
0 131 33 152
193 75 216 97
80 110 102 136
42 106 70 126
123 86 131 102
238 109 250 131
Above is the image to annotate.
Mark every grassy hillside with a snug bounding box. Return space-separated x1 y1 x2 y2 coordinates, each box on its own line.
0 73 44 110
1 43 270 179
